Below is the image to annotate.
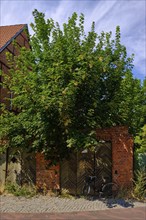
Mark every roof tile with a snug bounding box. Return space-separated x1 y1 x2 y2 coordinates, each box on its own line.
0 24 26 50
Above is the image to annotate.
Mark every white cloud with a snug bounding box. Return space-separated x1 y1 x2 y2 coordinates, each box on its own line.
0 0 145 80
90 0 146 79
0 1 33 26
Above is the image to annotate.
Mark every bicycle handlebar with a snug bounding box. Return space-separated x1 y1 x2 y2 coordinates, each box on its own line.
85 175 97 183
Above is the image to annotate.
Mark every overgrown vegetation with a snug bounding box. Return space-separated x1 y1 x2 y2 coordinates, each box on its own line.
0 10 145 164
134 124 146 170
59 188 73 199
115 186 132 200
132 169 146 201
4 182 37 197
0 10 145 201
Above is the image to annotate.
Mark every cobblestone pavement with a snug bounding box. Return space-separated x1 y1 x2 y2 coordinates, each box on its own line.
0 195 145 213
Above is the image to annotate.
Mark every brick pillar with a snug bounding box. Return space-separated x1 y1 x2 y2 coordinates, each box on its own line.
96 126 133 188
112 134 133 187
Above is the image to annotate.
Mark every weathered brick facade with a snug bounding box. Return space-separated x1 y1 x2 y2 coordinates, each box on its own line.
36 126 133 191
96 126 133 187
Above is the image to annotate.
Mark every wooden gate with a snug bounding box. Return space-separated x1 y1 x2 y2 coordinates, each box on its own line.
60 141 112 195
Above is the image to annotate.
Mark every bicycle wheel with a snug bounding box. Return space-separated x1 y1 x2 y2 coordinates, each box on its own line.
102 183 119 198
82 184 91 196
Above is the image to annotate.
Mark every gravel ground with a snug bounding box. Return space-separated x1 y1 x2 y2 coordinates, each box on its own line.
0 195 145 213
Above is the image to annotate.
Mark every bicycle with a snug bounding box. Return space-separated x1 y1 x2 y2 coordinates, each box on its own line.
82 175 119 198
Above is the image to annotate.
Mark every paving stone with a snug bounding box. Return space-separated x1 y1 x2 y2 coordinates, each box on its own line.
0 195 145 213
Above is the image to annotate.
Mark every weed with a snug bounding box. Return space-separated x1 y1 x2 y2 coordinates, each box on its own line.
59 188 73 199
132 169 146 201
5 182 37 197
116 186 133 199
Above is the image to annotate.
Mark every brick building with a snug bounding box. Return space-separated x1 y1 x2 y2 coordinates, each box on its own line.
0 24 30 107
0 24 32 186
0 24 133 193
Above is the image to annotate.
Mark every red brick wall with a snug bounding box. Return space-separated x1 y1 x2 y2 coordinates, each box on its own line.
96 126 133 187
36 126 133 190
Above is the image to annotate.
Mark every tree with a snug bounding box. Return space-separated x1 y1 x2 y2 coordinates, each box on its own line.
0 10 145 163
134 79 146 169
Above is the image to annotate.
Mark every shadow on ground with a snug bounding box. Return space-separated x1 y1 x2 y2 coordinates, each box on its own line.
82 195 134 208
101 198 134 208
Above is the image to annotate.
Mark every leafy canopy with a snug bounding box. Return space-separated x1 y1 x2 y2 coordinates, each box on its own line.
0 10 145 162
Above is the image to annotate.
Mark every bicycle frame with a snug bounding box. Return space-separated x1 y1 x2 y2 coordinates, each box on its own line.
82 175 119 198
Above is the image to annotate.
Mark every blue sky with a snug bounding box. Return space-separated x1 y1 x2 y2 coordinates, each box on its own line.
0 0 146 81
